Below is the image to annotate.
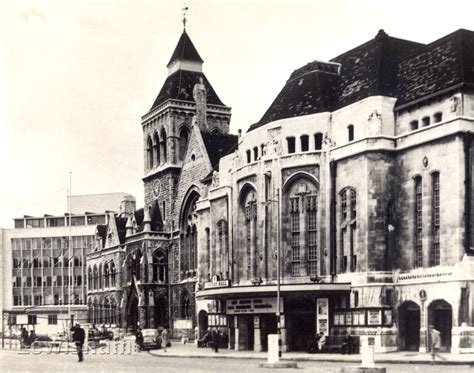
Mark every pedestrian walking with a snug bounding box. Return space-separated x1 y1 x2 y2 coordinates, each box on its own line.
71 323 85 362
161 328 169 352
429 324 441 362
211 328 219 353
21 327 28 348
135 327 144 351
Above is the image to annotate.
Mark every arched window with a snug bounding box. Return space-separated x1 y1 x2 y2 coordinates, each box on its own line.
422 116 430 127
314 133 323 150
414 176 423 268
88 267 92 290
287 137 296 153
104 263 110 288
98 263 102 289
134 250 142 281
160 128 167 163
181 290 190 319
339 187 357 273
147 136 153 169
285 180 319 277
179 128 189 161
93 265 98 290
246 150 251 164
153 132 160 165
180 192 199 278
110 262 116 287
153 251 168 282
410 120 419 131
348 125 354 142
300 135 309 152
253 146 259 161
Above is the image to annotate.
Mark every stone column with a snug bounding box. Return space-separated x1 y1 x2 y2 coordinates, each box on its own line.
234 315 240 351
254 316 262 352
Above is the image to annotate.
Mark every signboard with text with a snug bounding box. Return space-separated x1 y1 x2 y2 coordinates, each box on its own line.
226 298 283 315
316 298 329 334
204 280 230 289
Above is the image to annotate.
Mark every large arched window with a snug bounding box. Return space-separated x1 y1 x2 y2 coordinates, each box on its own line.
98 263 103 289
179 128 189 161
153 132 160 166
153 250 168 282
147 136 153 169
284 178 319 277
180 191 199 278
181 290 190 319
160 128 167 163
339 187 357 273
88 267 92 290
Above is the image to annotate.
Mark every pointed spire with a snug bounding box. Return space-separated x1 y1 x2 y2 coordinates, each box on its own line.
126 215 134 237
167 30 204 68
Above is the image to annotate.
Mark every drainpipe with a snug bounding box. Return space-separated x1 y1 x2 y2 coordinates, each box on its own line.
464 133 472 254
330 160 338 278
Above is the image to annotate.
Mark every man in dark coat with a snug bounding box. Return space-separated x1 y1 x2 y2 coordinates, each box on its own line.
71 323 85 362
21 327 28 348
211 328 219 353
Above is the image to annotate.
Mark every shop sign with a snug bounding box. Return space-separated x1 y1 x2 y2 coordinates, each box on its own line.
204 279 230 289
226 298 283 314
316 298 329 334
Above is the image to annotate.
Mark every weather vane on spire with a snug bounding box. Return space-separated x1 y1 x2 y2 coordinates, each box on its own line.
182 4 189 30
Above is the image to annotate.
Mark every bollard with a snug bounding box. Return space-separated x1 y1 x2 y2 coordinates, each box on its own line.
258 334 297 369
339 336 385 373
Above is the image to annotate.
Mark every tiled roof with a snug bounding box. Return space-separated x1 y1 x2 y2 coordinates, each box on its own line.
395 28 474 108
250 30 424 131
201 131 238 182
167 31 204 67
150 70 225 110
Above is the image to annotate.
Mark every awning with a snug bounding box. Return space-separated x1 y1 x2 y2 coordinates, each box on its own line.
196 282 351 299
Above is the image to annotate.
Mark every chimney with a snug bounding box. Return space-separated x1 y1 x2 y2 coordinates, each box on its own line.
120 194 136 217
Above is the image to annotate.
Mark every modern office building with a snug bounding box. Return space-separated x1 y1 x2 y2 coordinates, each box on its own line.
1 193 134 336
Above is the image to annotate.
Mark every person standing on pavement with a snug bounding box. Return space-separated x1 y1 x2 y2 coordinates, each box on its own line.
211 328 219 353
429 324 441 362
21 327 28 348
161 328 169 352
71 323 85 362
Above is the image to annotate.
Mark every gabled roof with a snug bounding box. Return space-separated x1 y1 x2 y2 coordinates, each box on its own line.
167 31 204 67
395 28 474 108
115 216 128 245
150 70 225 110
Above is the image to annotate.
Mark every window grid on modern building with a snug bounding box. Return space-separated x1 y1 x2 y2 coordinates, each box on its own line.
432 172 440 266
415 177 423 267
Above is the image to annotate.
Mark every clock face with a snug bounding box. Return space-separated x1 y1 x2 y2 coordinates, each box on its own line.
153 180 161 197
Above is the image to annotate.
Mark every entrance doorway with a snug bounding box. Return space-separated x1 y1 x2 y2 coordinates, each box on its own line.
238 315 254 350
286 298 316 351
127 297 139 331
198 310 208 339
428 300 452 352
398 301 420 351
260 314 277 351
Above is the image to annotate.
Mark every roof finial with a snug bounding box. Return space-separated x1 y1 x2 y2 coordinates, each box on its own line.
182 4 189 31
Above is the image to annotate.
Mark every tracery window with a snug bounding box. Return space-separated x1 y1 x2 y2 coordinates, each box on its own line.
181 193 199 278
179 128 189 161
153 251 168 282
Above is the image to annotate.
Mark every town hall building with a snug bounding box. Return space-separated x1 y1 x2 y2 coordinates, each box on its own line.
88 25 474 354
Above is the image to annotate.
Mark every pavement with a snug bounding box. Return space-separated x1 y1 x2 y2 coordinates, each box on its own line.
147 340 474 365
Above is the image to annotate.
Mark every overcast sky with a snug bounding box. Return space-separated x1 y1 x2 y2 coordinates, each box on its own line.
1 0 473 228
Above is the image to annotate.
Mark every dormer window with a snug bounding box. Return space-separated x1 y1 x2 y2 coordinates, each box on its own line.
433 112 442 123
422 116 430 127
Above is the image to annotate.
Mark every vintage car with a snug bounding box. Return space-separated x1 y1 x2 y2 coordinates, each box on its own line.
137 329 161 350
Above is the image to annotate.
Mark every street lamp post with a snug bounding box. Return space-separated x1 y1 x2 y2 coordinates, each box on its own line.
275 187 282 360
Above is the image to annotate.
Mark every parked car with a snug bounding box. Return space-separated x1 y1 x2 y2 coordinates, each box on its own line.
137 329 161 350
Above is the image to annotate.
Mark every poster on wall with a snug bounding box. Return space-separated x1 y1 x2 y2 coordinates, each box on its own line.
368 310 382 325
316 298 329 334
